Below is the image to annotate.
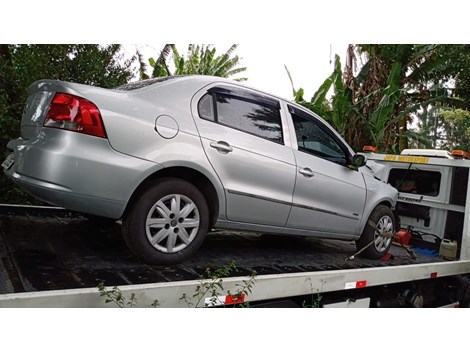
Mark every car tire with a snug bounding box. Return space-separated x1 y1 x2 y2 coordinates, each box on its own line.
122 178 209 265
356 205 395 259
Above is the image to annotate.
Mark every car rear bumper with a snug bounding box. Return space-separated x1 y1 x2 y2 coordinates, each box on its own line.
4 128 162 219
7 172 127 218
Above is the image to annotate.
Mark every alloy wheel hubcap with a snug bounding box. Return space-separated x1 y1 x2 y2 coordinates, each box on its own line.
374 215 393 252
145 194 200 253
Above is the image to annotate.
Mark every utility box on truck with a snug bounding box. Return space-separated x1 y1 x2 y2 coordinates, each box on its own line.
363 148 470 257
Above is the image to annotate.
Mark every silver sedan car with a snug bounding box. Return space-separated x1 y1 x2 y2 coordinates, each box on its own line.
3 75 398 264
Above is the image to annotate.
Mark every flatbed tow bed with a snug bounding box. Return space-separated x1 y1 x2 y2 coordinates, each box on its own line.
2 207 469 307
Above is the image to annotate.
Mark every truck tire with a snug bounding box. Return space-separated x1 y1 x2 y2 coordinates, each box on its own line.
122 178 209 265
356 205 395 259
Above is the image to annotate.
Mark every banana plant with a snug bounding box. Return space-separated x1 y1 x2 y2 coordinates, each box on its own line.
149 44 247 81
285 54 352 136
287 45 458 152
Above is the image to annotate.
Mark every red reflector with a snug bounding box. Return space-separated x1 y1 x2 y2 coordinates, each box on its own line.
225 293 246 305
430 272 438 278
44 93 106 138
356 280 367 288
345 280 367 289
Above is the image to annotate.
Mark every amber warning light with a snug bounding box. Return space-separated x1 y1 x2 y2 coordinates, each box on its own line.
451 150 470 159
363 146 378 153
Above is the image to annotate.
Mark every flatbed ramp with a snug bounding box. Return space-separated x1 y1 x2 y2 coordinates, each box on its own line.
1 210 459 307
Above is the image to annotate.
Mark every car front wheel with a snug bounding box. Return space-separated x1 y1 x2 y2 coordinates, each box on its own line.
356 205 395 259
123 178 209 265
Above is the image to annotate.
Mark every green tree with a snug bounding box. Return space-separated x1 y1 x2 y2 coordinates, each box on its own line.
436 45 470 110
439 108 470 151
346 44 455 152
409 104 442 149
288 44 457 153
149 44 247 81
285 55 351 137
0 44 135 204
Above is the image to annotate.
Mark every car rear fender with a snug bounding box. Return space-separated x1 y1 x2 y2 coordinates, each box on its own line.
124 160 226 226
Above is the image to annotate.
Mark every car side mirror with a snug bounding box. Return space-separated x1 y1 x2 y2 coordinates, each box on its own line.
349 154 366 170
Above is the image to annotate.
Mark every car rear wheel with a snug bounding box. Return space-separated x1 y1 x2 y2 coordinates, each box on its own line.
123 178 209 265
356 205 395 259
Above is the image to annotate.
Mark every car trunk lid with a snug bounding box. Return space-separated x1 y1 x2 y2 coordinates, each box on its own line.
20 80 110 140
20 90 55 140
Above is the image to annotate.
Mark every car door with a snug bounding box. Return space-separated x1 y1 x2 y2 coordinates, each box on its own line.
285 104 367 235
191 84 296 227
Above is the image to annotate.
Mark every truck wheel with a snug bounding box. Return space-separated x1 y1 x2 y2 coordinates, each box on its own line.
356 205 395 259
123 178 209 265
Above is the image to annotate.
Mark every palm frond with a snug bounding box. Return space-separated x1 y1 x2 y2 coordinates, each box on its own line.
149 43 245 80
225 66 247 77
311 54 342 107
284 65 297 98
136 49 149 80
150 44 173 77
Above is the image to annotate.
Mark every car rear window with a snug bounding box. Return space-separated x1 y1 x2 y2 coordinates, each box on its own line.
115 76 185 91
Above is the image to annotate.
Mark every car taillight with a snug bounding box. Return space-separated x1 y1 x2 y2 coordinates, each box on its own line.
44 93 107 138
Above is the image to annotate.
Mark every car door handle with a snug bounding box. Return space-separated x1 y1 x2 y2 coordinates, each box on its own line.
210 141 233 154
299 167 314 178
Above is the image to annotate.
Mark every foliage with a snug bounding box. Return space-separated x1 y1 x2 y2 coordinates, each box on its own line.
286 55 352 136
302 293 323 308
97 262 256 308
288 44 462 153
302 279 324 308
439 108 470 150
358 45 452 151
149 44 247 81
0 44 135 204
97 282 159 308
136 49 149 80
436 45 470 109
180 261 257 308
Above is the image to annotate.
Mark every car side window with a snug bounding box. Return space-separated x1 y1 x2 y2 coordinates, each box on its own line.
197 90 283 144
198 94 215 121
289 106 347 165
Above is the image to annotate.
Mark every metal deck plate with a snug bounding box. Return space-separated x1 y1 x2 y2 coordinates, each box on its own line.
0 212 442 295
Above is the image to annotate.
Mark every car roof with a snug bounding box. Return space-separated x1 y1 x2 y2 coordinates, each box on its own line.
114 75 354 154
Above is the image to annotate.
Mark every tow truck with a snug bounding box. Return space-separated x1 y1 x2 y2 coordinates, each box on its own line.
1 148 470 307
